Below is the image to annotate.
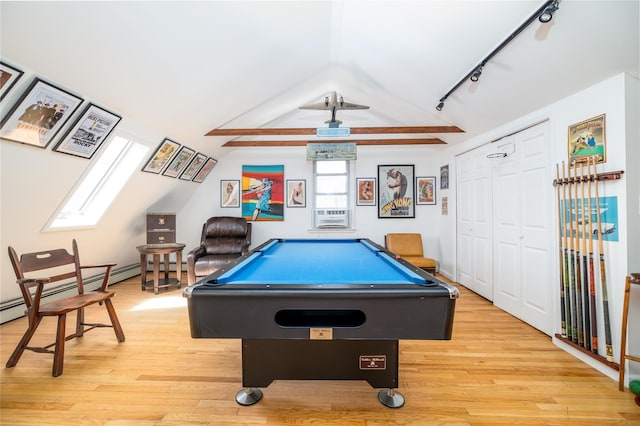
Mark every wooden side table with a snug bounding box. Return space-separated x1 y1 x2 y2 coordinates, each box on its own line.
619 273 640 390
136 243 186 294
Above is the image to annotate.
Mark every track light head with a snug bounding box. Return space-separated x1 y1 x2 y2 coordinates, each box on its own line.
436 101 445 111
470 66 483 82
538 1 559 23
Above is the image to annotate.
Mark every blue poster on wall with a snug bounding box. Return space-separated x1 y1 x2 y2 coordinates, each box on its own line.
561 196 618 242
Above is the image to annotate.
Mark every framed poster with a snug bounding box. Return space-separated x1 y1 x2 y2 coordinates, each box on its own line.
0 78 83 148
286 179 306 208
192 157 217 183
416 176 436 205
142 138 180 173
377 165 415 218
356 177 376 206
242 164 284 221
179 152 207 181
0 61 24 101
163 146 195 178
440 164 449 189
53 103 121 159
221 180 240 207
568 114 606 166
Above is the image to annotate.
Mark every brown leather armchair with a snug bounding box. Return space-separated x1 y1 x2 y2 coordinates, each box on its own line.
187 216 251 285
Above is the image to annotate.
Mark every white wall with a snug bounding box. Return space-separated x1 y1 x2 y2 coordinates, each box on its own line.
439 72 639 383
177 145 447 258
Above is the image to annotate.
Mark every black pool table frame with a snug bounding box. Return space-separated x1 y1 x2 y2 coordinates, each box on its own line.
184 238 459 408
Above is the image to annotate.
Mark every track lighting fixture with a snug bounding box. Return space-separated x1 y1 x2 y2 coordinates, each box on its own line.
538 1 559 23
435 0 560 111
470 66 483 82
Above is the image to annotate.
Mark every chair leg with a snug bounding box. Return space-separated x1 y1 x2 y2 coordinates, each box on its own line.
52 314 67 377
76 307 85 338
104 299 125 342
6 316 42 368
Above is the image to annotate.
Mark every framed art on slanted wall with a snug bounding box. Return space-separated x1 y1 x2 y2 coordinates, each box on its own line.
162 146 195 178
53 103 122 159
192 157 217 183
142 138 181 173
0 61 24 101
0 78 83 148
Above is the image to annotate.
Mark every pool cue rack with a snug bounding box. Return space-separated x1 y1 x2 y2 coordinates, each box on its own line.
553 159 624 370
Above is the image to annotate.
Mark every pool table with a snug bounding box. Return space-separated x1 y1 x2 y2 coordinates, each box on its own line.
184 238 458 408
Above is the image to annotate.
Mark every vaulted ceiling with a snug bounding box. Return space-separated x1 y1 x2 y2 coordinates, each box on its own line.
1 1 638 157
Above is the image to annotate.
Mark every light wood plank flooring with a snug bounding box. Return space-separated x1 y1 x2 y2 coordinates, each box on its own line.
1 274 638 425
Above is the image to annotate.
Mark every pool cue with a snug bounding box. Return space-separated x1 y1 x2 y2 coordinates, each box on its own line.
564 162 577 343
586 157 598 353
593 156 614 361
571 162 584 347
556 164 567 337
579 161 591 350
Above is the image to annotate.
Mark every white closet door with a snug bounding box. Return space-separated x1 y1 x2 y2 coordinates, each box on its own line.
493 122 553 335
456 146 493 300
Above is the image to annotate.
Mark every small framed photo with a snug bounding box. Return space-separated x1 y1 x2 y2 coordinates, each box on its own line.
142 138 181 173
179 152 207 181
416 176 436 205
568 114 606 166
286 179 306 208
163 146 195 178
221 180 240 207
53 103 121 159
440 165 449 189
0 61 24 101
0 78 83 148
356 177 376 206
193 157 218 183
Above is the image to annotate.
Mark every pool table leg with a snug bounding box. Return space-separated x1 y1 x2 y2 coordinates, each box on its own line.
378 388 405 408
236 387 263 406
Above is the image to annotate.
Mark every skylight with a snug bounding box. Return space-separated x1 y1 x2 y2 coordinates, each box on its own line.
47 135 148 230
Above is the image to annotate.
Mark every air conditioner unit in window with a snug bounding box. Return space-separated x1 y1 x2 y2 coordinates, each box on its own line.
314 209 350 228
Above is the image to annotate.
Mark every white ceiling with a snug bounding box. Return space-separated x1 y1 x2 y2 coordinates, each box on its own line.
1 1 638 157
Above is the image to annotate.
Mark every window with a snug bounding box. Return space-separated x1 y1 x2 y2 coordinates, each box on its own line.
47 135 149 230
313 160 350 209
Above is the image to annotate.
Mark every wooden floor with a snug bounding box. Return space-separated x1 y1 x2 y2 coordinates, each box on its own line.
1 274 638 425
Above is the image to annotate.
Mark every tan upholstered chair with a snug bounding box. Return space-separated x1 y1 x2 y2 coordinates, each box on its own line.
186 216 251 285
385 233 437 274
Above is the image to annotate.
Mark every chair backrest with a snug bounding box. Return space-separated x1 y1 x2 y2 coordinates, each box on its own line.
201 217 251 255
385 233 425 257
8 239 85 307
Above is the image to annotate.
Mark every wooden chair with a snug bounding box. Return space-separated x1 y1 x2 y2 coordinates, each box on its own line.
385 233 437 274
7 239 125 376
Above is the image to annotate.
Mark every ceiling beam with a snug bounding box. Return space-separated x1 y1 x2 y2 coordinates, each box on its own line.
222 138 447 147
207 126 464 136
